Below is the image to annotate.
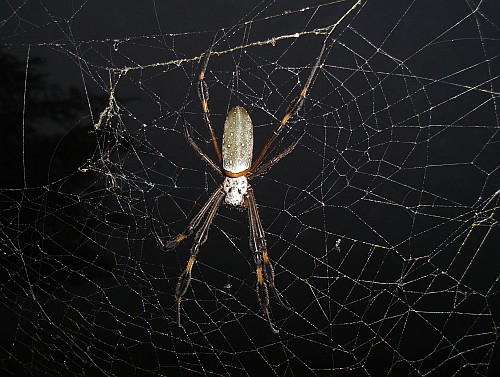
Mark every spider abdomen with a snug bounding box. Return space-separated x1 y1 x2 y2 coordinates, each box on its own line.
222 106 253 175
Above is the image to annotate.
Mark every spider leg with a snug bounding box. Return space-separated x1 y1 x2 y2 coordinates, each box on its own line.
247 186 279 334
250 42 325 172
197 38 223 162
248 186 290 311
247 131 305 179
152 185 224 251
183 115 222 175
175 189 224 328
248 188 275 288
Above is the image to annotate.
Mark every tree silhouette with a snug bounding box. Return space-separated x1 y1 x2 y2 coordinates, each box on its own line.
0 49 111 299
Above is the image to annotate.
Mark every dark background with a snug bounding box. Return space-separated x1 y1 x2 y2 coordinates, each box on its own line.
1 1 499 376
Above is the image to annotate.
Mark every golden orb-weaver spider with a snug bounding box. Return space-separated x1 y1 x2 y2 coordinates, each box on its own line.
154 41 325 333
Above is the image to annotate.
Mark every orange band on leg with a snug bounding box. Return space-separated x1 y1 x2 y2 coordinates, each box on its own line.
300 87 308 98
256 266 263 284
262 250 269 264
186 256 195 272
280 113 291 126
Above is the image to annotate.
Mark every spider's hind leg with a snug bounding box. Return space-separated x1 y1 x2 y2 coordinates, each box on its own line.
197 36 222 162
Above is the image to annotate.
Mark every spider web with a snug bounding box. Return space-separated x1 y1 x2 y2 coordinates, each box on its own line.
1 0 499 376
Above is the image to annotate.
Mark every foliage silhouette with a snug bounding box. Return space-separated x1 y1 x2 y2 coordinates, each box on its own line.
0 49 112 300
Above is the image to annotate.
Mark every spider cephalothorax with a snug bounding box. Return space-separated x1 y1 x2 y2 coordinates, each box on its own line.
223 176 248 207
154 41 325 333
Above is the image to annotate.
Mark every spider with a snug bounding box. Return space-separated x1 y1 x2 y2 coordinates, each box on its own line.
154 41 325 333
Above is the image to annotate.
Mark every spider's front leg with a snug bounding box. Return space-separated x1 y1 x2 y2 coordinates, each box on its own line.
153 185 224 252
254 255 279 333
247 187 279 334
174 190 224 328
